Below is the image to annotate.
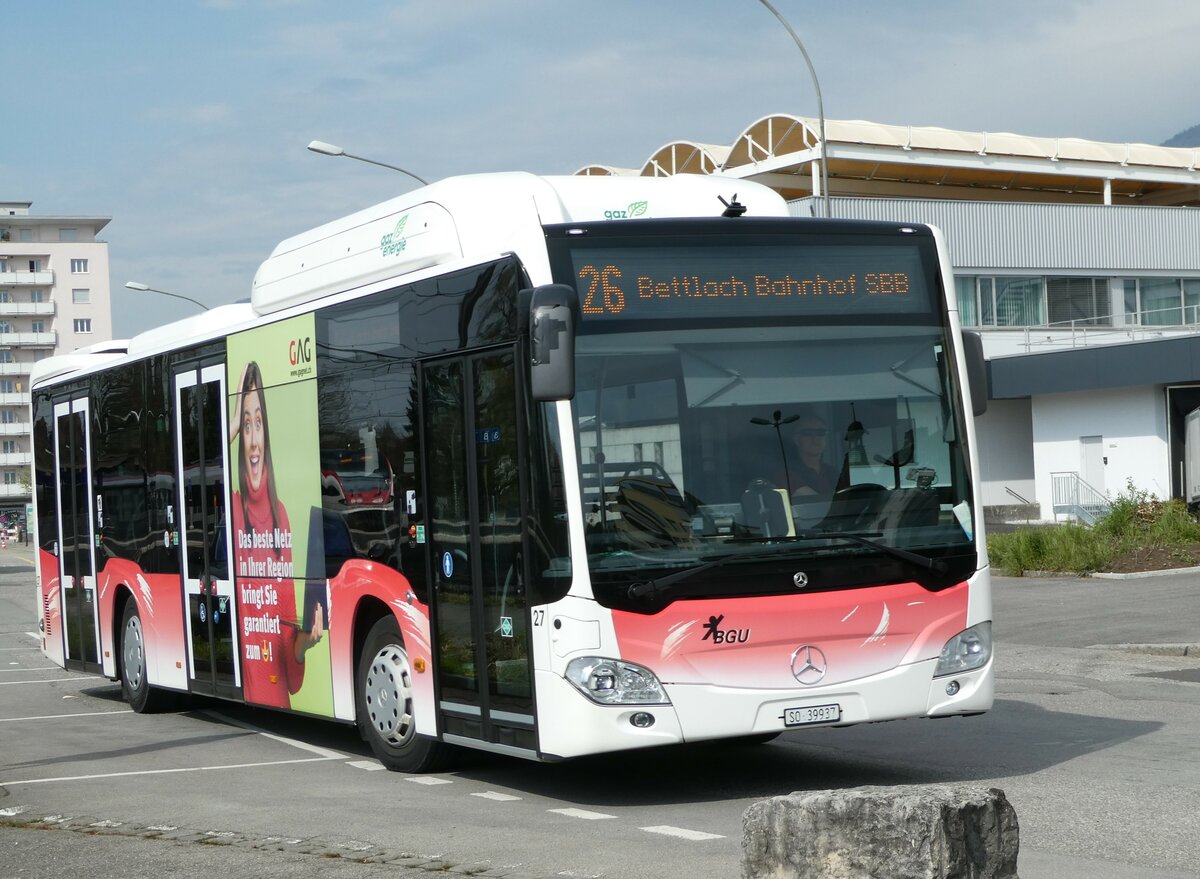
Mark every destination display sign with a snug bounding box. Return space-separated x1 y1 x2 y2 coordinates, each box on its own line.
566 242 934 321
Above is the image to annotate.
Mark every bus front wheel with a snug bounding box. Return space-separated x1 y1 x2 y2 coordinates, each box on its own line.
119 601 175 713
356 616 447 773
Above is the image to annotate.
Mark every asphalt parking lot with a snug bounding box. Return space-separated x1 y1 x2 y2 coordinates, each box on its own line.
2 540 1199 878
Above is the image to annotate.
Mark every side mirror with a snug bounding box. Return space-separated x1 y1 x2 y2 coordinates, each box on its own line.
526 284 578 402
961 331 988 417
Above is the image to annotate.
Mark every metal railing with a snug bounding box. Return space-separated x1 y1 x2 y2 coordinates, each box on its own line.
1016 305 1200 352
1050 471 1111 525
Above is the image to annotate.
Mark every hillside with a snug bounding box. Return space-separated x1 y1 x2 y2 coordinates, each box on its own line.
1162 123 1200 148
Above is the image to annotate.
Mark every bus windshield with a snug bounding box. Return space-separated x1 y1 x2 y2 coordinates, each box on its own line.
548 222 977 605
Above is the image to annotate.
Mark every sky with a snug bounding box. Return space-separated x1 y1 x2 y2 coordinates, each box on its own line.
5 0 1200 337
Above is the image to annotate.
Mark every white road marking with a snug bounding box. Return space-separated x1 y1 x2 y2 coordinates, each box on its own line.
200 710 347 760
640 825 725 841
0 806 28 817
406 776 453 786
0 710 134 723
472 791 521 802
1 756 340 786
548 808 616 820
24 633 39 641
0 678 82 686
347 760 385 771
0 667 61 673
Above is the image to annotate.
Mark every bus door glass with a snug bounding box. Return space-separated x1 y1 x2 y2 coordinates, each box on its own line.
52 396 101 671
422 347 534 748
174 363 240 698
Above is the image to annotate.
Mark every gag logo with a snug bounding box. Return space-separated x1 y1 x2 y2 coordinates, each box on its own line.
287 335 314 378
288 336 312 366
603 200 649 220
380 215 410 257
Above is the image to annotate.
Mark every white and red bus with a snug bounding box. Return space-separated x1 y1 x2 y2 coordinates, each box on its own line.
33 172 993 772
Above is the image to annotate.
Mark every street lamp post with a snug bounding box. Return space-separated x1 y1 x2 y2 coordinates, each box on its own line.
124 281 210 312
306 140 429 186
755 0 832 218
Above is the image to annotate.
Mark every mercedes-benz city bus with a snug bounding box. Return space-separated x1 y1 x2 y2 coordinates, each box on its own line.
33 172 993 772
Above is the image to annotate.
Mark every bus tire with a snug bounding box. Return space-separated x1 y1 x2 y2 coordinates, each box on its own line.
357 616 447 773
119 601 175 713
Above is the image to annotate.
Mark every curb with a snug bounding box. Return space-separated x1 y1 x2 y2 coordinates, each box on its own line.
1091 565 1200 580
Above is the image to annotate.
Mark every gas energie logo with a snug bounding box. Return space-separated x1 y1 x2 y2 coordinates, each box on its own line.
603 201 649 220
380 215 409 257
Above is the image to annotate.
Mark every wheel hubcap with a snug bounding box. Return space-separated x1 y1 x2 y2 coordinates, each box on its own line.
123 616 145 691
364 643 415 747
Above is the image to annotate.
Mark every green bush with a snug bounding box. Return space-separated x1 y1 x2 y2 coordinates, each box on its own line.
989 480 1200 575
988 523 1116 576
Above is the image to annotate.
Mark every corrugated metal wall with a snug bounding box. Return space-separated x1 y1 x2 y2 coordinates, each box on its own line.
790 197 1200 273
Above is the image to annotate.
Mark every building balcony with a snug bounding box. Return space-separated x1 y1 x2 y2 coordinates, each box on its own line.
0 453 31 467
0 483 31 500
0 363 32 377
0 393 29 407
0 271 54 286
0 301 55 317
0 331 56 348
0 423 31 437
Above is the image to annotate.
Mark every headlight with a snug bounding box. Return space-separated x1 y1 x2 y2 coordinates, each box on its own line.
935 622 992 677
565 656 670 705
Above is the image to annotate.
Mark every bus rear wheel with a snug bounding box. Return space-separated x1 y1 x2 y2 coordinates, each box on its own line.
119 601 176 713
357 616 447 773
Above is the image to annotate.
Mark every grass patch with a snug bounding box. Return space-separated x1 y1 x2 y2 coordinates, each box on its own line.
988 482 1200 575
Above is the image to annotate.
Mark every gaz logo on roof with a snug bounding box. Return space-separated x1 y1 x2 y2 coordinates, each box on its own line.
603 201 649 220
380 215 410 257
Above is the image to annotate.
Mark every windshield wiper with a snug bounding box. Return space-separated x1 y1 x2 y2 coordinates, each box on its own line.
794 529 948 577
625 533 949 607
625 548 819 606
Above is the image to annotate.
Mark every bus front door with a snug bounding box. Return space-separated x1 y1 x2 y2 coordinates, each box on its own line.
173 363 240 699
53 396 101 673
421 347 537 755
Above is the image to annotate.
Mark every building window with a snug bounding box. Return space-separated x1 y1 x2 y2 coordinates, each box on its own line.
0 411 15 424
28 259 40 272
1123 278 1200 326
72 288 90 304
18 229 32 243
1 441 15 454
3 471 16 485
70 258 88 274
58 228 77 243
958 276 1046 327
30 320 44 333
0 351 11 363
73 318 92 334
0 381 14 394
0 322 9 334
0 292 8 304
29 290 43 303
1047 277 1111 327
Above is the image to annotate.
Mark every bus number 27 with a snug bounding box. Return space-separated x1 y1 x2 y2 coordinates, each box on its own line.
579 264 626 315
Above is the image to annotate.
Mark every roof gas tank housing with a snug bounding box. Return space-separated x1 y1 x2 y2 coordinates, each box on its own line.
250 172 790 316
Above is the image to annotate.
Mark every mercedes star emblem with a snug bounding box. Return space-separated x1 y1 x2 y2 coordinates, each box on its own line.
790 645 828 685
793 571 809 589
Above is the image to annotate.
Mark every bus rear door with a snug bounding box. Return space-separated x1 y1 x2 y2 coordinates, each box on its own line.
420 346 537 756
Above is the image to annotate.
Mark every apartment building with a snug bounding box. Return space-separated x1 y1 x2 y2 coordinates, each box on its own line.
579 116 1200 521
0 201 113 510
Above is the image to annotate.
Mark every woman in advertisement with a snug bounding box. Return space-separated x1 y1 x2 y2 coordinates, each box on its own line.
230 360 324 708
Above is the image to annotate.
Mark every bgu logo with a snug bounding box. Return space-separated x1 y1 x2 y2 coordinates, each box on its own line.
289 336 312 366
701 613 750 645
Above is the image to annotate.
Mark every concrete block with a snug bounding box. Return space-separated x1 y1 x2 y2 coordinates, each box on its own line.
742 784 1019 879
